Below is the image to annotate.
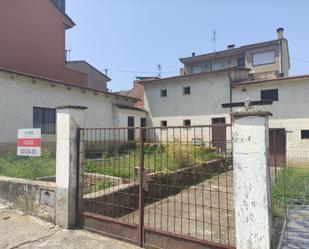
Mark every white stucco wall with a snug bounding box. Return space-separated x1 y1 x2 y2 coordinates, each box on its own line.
143 72 232 145
144 72 231 127
0 70 138 146
144 71 309 160
112 106 147 141
232 78 309 159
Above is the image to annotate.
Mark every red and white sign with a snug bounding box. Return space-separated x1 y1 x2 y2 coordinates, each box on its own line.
17 129 41 157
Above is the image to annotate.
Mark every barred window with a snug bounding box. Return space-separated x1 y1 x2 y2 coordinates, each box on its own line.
33 107 56 134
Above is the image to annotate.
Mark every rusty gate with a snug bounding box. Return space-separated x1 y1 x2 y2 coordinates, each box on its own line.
77 125 235 249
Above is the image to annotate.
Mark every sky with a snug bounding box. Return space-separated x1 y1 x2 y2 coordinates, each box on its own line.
66 0 309 91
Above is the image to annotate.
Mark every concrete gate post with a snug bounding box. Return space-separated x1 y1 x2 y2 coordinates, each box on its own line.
232 109 272 249
55 105 87 228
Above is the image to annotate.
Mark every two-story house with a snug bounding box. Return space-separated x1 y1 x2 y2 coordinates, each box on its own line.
141 28 309 165
180 28 290 80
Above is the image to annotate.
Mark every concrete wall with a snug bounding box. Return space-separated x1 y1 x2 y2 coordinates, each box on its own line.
0 176 56 222
144 72 231 127
0 70 137 149
0 0 87 85
65 61 109 91
232 78 309 158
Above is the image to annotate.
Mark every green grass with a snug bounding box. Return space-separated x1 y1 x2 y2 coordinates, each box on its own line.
272 166 309 217
0 149 55 180
85 143 221 179
84 179 115 194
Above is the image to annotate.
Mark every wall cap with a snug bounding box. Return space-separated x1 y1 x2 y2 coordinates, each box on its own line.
231 110 272 118
56 105 87 110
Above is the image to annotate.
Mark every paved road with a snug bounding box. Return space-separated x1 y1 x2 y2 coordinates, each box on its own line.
0 205 139 249
282 205 309 249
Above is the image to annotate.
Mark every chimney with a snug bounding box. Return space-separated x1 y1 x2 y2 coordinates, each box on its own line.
277 27 284 39
227 44 235 49
192 52 196 57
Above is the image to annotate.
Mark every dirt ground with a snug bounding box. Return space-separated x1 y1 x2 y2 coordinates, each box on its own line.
121 171 235 247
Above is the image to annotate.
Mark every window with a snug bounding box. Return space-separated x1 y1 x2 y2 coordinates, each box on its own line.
191 66 202 74
301 130 309 139
211 62 222 71
128 116 135 141
252 50 275 66
140 118 146 127
33 107 56 134
237 58 245 67
183 119 191 126
183 86 191 95
160 120 167 127
160 89 167 97
261 89 279 101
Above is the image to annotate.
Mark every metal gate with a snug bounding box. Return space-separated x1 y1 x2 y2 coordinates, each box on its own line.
77 125 235 249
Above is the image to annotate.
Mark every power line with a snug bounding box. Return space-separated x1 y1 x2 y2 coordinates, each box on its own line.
291 57 309 63
104 68 178 74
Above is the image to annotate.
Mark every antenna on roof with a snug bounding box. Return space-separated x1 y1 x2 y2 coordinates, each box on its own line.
157 64 162 78
212 30 217 53
104 68 109 76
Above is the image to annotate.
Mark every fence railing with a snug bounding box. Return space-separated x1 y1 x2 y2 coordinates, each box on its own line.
78 125 235 247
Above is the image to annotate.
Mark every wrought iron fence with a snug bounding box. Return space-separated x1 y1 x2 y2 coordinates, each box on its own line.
78 125 235 248
270 129 309 248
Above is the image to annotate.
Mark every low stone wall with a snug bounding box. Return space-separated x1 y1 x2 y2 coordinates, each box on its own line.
0 176 56 222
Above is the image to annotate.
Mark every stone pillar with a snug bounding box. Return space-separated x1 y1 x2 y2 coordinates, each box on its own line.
55 105 87 228
232 109 272 249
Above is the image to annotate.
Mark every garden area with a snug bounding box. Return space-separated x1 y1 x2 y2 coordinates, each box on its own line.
272 166 309 218
0 149 55 180
84 142 223 180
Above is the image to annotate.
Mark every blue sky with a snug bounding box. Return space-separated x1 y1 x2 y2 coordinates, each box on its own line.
66 0 309 91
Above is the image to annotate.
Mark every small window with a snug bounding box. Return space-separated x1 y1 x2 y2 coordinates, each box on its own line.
301 130 309 139
33 107 56 134
237 58 245 67
183 86 191 95
160 120 167 127
183 119 191 126
160 89 167 97
140 118 146 127
261 89 279 101
252 50 275 66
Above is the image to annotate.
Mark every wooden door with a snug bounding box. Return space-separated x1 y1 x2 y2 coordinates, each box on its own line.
211 117 226 153
269 129 286 167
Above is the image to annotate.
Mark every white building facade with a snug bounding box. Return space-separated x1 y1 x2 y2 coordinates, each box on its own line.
0 69 146 153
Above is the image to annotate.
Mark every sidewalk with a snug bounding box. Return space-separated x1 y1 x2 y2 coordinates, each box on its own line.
0 205 140 249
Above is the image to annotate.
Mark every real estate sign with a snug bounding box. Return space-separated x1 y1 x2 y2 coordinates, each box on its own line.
17 129 41 157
